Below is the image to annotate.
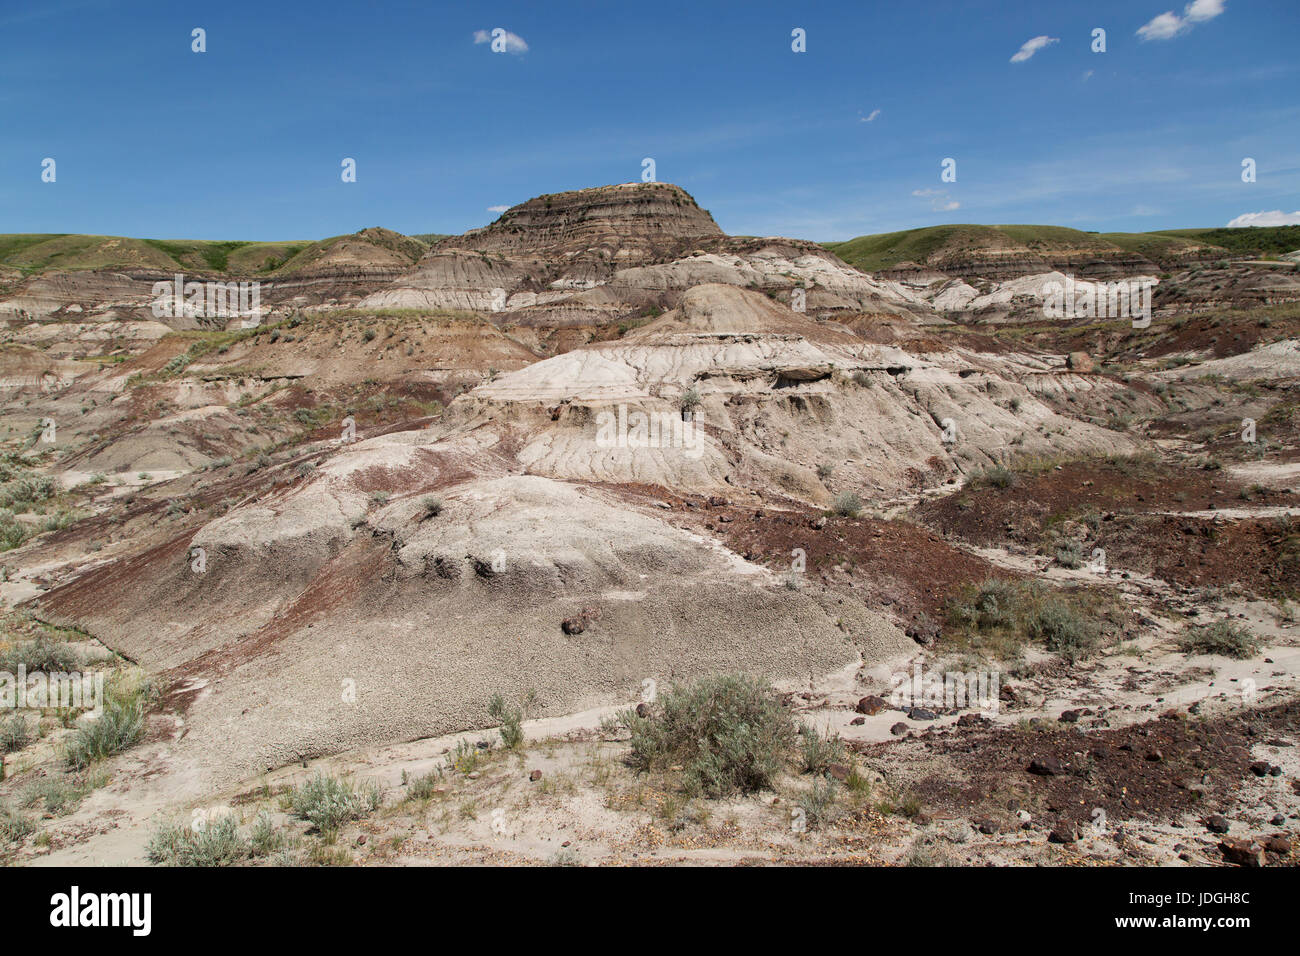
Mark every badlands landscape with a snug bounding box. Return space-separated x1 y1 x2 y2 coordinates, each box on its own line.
2 183 1300 867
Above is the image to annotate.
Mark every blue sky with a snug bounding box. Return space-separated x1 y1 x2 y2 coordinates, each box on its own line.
2 0 1297 241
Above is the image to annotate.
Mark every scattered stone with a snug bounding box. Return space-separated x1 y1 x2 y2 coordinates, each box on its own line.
956 713 988 728
1028 756 1065 776
890 722 909 736
1049 822 1078 844
827 763 850 782
1219 838 1266 867
1205 815 1231 834
1264 835 1290 855
1250 760 1271 777
856 695 887 716
1058 709 1082 723
529 770 542 782
849 716 865 726
975 818 999 835
908 707 938 721
561 616 586 635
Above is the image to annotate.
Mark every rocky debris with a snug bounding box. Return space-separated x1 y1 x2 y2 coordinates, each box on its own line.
561 606 602 636
890 722 909 736
1048 822 1079 844
1218 838 1266 867
908 707 938 721
1205 814 1231 834
855 695 887 716
1066 351 1095 372
529 769 542 782
1029 756 1066 776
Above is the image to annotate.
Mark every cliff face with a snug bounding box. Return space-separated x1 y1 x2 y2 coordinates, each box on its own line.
436 182 724 277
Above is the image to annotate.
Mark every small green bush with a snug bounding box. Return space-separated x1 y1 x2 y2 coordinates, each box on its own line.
65 700 145 769
289 773 381 834
619 673 794 798
147 815 249 867
796 777 839 831
0 634 81 673
1053 541 1085 569
1177 621 1260 659
487 691 534 750
799 726 847 775
0 802 34 844
0 715 31 754
1027 600 1100 663
832 491 862 517
972 465 1016 490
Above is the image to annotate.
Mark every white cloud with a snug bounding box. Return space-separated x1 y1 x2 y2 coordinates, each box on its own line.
473 28 529 54
1226 209 1300 227
860 108 882 122
1081 69 1094 82
487 205 510 213
1186 0 1226 22
1010 35 1058 63
913 189 959 212
1138 1 1225 41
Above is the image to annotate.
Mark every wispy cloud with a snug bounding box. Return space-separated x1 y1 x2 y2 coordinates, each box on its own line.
487 204 510 213
473 28 529 54
1010 35 1058 63
859 108 882 123
1137 0 1226 42
1227 209 1300 227
913 188 960 212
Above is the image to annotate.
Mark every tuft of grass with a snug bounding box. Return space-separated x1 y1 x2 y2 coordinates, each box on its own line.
969 465 1016 490
832 491 862 517
65 699 145 769
1053 540 1085 569
0 714 31 754
0 801 34 845
404 768 445 801
147 815 250 867
487 690 535 750
618 673 794 798
1177 621 1261 659
798 726 847 775
289 773 381 834
1026 600 1100 663
796 777 839 831
946 579 1107 663
0 634 81 673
